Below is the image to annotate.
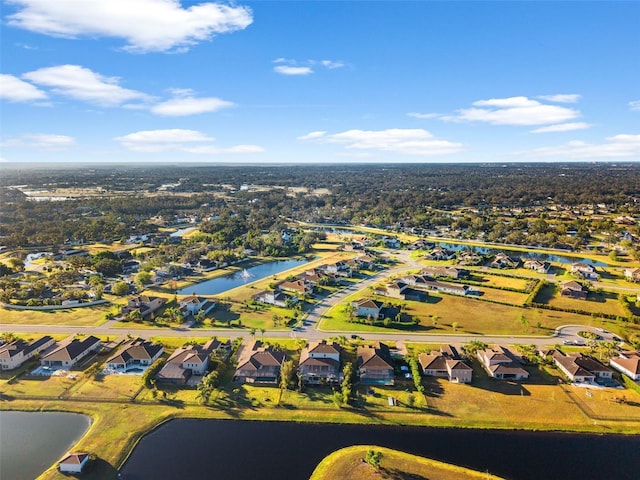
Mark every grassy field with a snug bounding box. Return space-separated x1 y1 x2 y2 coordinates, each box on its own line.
0 304 111 326
309 445 505 480
535 284 627 317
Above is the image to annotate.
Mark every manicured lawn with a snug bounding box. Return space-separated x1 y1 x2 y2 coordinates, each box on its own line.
310 445 505 480
1 374 78 398
536 285 627 317
560 384 640 421
465 272 535 291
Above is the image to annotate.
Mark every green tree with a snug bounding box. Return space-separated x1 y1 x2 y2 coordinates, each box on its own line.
111 281 129 296
135 271 153 287
279 360 295 390
365 450 383 470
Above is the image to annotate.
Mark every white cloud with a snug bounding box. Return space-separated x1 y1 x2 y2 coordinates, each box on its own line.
0 74 47 102
273 58 345 76
150 96 234 116
630 100 640 111
23 65 150 106
274 65 314 76
2 133 76 150
538 94 581 103
6 0 253 53
517 134 640 159
115 128 262 154
407 112 440 119
299 128 463 156
529 122 592 134
320 60 344 69
443 96 580 126
296 131 326 141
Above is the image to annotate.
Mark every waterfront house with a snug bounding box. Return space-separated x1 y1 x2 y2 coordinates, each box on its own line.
0 336 55 370
419 345 473 383
523 259 551 274
570 263 599 280
298 340 342 385
58 453 90 474
477 346 529 381
357 342 395 385
156 338 228 385
552 351 614 384
105 338 164 372
179 295 216 318
234 340 286 384
121 295 167 320
40 336 101 369
252 290 298 308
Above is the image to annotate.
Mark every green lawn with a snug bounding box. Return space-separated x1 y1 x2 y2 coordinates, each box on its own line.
535 284 627 317
0 305 110 326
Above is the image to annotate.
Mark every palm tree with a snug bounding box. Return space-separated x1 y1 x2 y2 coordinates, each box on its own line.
249 328 256 339
259 328 266 341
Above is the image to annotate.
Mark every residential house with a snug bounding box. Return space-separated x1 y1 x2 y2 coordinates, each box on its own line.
381 236 400 249
322 261 352 277
490 253 520 269
421 266 468 280
552 351 614 384
121 295 167 320
402 275 471 296
234 341 286 384
418 345 473 383
0 336 55 370
40 336 101 369
179 295 216 318
523 259 551 274
408 239 433 250
156 338 228 385
477 346 529 380
278 279 313 296
357 342 395 385
252 290 298 308
424 246 456 261
105 338 164 372
298 340 342 385
561 281 588 300
351 298 384 319
58 453 90 474
624 268 640 283
609 351 640 381
570 263 599 280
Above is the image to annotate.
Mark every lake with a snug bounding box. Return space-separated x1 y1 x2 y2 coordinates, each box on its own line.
0 411 91 480
119 419 640 480
178 258 312 296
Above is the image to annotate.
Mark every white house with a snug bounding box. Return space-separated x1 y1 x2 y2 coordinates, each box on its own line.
40 336 101 369
570 262 599 280
0 336 55 370
105 338 164 372
59 452 90 473
477 346 529 381
610 352 640 381
179 295 216 318
351 298 383 318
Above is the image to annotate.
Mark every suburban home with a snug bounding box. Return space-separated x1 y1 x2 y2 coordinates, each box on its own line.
156 338 228 385
351 298 384 319
490 253 520 269
322 261 352 277
561 281 589 300
421 266 468 280
234 340 286 384
408 239 433 250
252 290 298 308
40 336 101 369
278 279 313 296
179 295 216 318
357 342 395 385
105 337 164 372
609 351 640 381
298 340 342 385
58 452 90 474
121 295 167 320
570 262 599 280
523 259 551 274
552 351 614 384
0 336 55 370
424 246 456 261
402 275 471 296
624 268 640 283
477 346 529 381
418 345 473 383
381 236 401 249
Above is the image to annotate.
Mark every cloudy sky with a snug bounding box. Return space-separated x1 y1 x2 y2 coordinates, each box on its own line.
1 0 638 164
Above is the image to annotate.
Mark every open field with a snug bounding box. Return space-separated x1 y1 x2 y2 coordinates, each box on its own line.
0 305 111 326
534 284 627 317
309 445 505 480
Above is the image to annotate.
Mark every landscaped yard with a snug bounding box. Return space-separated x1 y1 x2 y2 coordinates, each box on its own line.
535 284 627 317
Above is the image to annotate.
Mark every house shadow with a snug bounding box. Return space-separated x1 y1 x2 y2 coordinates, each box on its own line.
381 468 426 480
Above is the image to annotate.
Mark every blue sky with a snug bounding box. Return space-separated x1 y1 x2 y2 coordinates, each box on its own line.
1 0 639 164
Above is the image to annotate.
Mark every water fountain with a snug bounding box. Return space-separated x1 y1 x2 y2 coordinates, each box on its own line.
240 269 252 280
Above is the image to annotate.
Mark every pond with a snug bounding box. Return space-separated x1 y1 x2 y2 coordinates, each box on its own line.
0 411 91 480
169 227 196 238
177 258 312 296
119 419 640 480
